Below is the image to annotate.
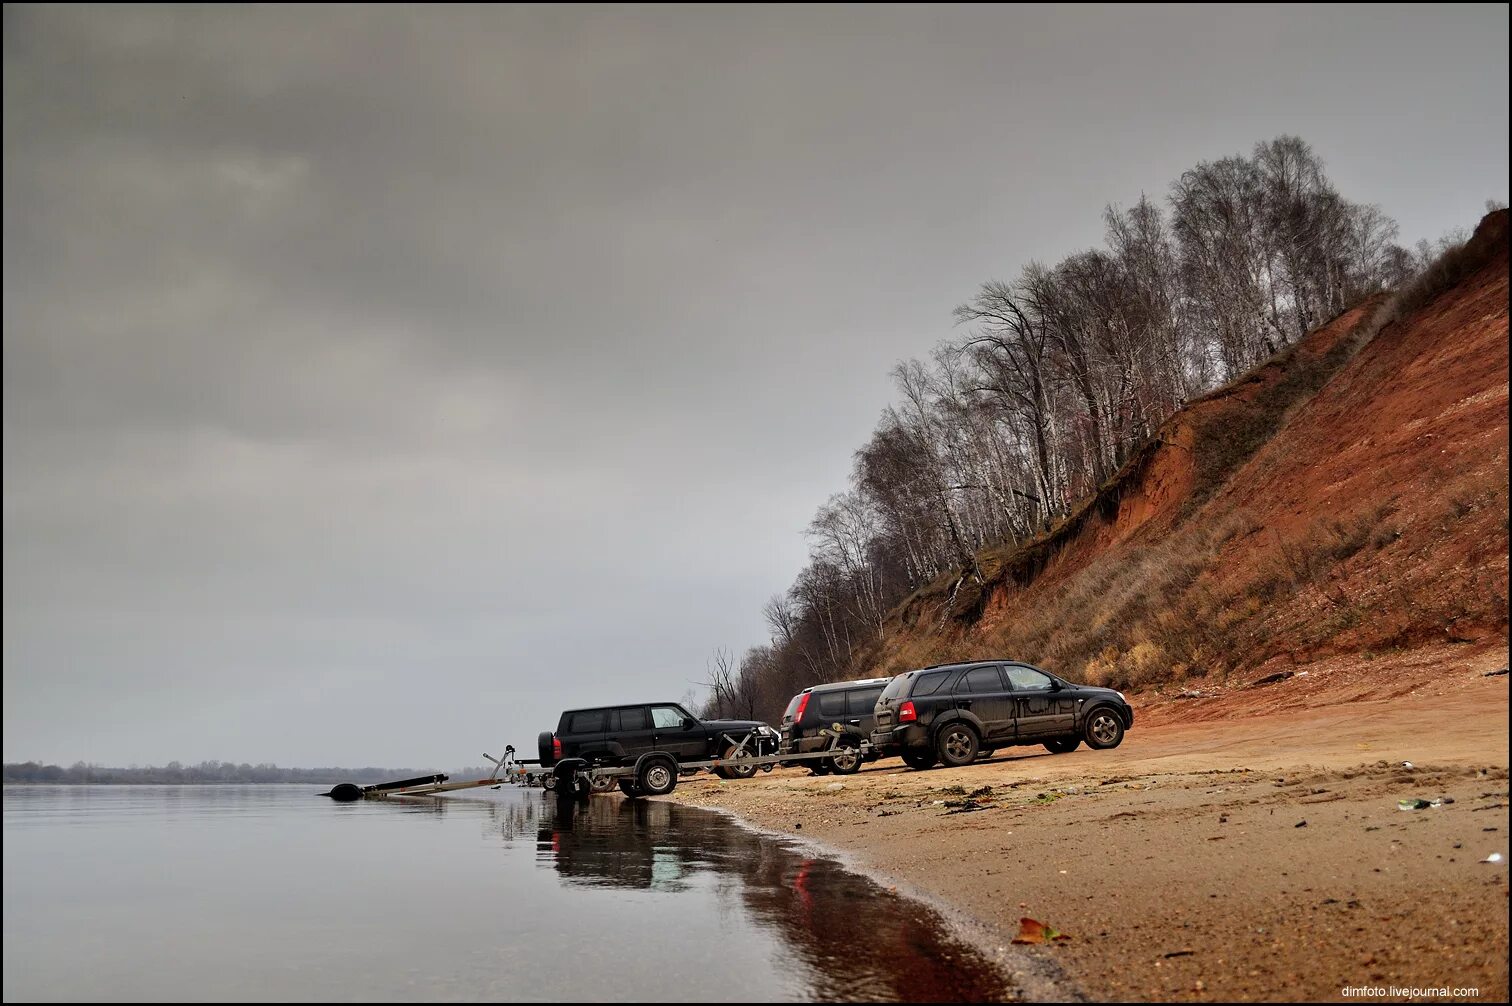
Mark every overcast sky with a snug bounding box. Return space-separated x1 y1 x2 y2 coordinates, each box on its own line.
4 5 1507 767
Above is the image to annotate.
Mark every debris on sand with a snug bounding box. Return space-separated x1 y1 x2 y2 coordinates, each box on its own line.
1397 798 1432 811
1012 918 1071 944
1484 667 1509 677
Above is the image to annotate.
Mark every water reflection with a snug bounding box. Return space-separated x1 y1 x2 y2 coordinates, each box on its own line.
531 795 1011 1003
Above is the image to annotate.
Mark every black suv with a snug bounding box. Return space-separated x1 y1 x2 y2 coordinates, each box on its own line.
870 661 1133 770
779 676 891 775
538 703 777 794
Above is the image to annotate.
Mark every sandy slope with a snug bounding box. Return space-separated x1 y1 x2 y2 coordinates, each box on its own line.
672 645 1510 1002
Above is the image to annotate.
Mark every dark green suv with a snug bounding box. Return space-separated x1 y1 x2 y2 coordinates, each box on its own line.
870 661 1133 770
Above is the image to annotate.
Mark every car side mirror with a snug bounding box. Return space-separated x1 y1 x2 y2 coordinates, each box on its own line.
1049 680 1062 691
681 717 695 730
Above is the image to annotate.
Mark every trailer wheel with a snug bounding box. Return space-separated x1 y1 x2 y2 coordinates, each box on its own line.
716 744 758 780
618 779 643 799
636 757 678 797
589 773 616 793
826 741 863 775
541 774 557 791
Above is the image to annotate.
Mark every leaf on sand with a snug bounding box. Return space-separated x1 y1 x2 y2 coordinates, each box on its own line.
1011 917 1071 944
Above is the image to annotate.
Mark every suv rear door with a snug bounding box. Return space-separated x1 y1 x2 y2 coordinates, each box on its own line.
1005 664 1076 738
953 665 1016 743
607 705 656 761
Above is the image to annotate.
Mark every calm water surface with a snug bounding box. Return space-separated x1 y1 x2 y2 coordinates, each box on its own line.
2 785 1010 1002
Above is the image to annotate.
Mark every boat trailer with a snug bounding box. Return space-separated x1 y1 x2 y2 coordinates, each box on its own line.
322 725 868 802
321 745 542 802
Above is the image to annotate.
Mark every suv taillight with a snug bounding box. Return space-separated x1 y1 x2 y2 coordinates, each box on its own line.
897 700 917 724
552 736 562 759
793 692 811 724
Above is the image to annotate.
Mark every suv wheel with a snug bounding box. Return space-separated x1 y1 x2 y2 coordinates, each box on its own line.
900 749 937 771
636 757 679 797
826 742 863 775
936 723 980 767
1045 737 1081 754
1085 708 1125 750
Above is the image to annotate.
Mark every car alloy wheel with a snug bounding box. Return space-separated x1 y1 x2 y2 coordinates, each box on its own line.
1088 710 1123 748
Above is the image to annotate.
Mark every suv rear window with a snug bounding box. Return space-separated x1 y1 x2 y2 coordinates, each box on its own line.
568 710 606 733
817 690 847 717
846 687 884 714
910 669 956 697
959 666 1004 693
879 675 909 700
612 707 649 731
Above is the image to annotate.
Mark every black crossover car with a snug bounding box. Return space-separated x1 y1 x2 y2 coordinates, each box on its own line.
778 676 891 775
870 660 1133 770
538 702 778 793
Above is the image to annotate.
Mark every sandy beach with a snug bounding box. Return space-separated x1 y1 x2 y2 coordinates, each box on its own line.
672 645 1510 1002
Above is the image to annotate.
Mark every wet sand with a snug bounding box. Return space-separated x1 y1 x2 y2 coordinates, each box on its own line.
672 646 1510 1002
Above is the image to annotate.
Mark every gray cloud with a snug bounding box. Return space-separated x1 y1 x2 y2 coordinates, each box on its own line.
5 4 1507 764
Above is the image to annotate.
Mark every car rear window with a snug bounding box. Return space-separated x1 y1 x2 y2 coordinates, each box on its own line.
960 666 1004 693
612 706 649 731
568 710 606 733
909 669 955 697
879 675 909 700
817 690 847 717
846 687 884 715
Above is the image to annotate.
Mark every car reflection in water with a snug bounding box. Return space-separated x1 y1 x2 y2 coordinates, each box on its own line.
534 795 1012 1003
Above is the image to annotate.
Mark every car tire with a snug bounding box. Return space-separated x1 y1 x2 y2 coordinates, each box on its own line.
617 779 642 798
1084 707 1125 750
976 748 996 761
589 773 616 793
826 742 863 775
901 749 937 771
1045 737 1081 754
635 757 679 797
541 774 557 791
936 723 980 767
810 760 832 776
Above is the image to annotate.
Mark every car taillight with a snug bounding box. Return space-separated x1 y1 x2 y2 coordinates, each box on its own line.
793 693 811 724
552 736 562 759
897 700 917 724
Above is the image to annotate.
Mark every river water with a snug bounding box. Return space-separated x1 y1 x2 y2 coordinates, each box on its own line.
2 785 1011 1002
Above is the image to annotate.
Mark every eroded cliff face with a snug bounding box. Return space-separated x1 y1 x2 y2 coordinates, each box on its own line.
874 211 1509 692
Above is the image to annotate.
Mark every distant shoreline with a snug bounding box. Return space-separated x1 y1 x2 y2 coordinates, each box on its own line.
2 764 477 787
